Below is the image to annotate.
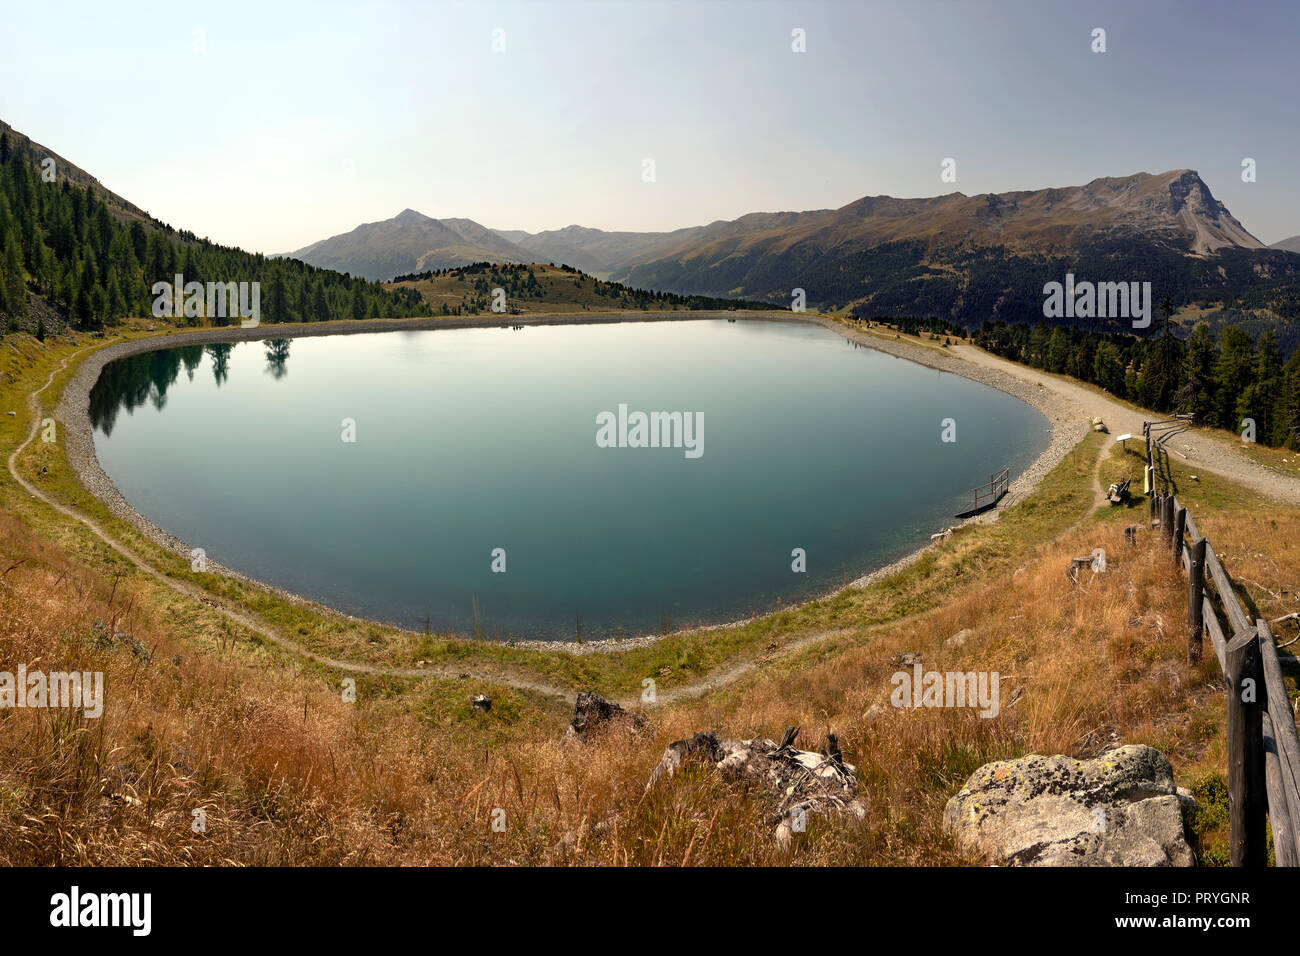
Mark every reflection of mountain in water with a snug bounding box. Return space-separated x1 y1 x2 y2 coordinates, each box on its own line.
89 340 291 436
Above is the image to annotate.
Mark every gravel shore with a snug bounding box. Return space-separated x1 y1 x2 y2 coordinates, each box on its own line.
53 311 1089 654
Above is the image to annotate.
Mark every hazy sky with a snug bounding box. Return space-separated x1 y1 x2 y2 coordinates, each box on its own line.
2 0 1297 253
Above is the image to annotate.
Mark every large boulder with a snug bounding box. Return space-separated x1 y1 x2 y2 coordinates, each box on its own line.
942 744 1194 866
646 727 866 846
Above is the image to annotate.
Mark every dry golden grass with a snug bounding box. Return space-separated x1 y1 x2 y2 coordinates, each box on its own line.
1 481 1251 865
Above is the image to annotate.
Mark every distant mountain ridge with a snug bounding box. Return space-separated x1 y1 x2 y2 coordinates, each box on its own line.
608 170 1279 308
282 170 1300 330
283 210 839 282
282 209 536 281
285 170 1265 287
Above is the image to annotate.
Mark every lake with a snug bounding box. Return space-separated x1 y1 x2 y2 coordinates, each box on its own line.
88 319 1049 640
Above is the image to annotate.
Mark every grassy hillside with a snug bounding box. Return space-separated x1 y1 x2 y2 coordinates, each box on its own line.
3 318 1296 864
387 262 781 315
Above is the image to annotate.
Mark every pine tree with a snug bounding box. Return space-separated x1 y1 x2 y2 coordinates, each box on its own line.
1255 329 1283 443
1178 323 1217 423
310 279 329 321
2 232 26 320
1214 326 1255 431
1093 340 1126 395
105 269 126 323
1138 298 1183 412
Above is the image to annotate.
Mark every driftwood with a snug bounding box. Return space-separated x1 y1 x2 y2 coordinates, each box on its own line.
563 691 650 743
645 726 866 846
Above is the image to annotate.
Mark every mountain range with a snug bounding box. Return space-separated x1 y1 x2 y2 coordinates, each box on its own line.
283 170 1300 330
6 112 1295 335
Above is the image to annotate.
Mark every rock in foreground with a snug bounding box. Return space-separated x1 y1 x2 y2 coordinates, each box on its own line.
943 744 1193 866
646 727 866 846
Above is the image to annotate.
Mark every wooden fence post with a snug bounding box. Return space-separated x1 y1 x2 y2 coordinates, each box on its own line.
1187 537 1206 665
1262 714 1299 867
1255 619 1300 865
1161 495 1175 543
1172 507 1187 568
1149 488 1159 528
1226 628 1267 866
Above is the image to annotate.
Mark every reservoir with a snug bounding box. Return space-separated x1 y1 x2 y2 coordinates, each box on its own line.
88 319 1049 640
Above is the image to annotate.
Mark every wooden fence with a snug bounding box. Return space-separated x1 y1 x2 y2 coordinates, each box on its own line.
1143 422 1300 866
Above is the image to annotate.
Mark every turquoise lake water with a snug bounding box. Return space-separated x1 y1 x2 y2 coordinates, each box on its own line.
88 319 1049 640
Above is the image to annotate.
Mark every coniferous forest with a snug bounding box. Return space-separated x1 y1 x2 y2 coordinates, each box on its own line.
973 303 1300 448
0 133 429 335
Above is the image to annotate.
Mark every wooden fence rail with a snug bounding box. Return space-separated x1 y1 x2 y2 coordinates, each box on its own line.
958 467 1010 518
1144 422 1300 866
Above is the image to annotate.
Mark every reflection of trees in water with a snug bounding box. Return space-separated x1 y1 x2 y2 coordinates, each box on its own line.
90 340 296 437
265 339 291 379
89 341 252 436
90 347 191 435
206 343 233 386
181 346 202 381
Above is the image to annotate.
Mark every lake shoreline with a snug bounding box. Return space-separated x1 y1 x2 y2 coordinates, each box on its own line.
54 311 1086 654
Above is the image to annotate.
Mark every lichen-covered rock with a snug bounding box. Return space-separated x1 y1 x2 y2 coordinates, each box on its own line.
943 744 1193 866
646 727 866 846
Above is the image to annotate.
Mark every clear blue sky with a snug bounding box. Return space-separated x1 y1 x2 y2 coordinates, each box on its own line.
2 0 1296 253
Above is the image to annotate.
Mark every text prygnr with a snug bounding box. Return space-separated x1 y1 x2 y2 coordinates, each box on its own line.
1125 891 1251 907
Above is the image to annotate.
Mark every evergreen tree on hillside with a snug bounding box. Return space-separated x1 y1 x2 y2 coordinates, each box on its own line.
3 232 28 320
1177 323 1217 423
1092 340 1126 395
1137 297 1183 411
1213 326 1256 432
310 278 329 322
1240 328 1283 444
0 149 429 331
